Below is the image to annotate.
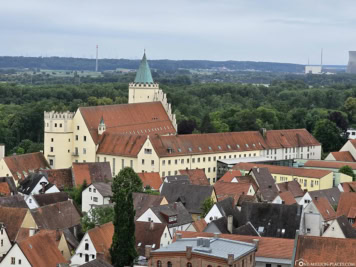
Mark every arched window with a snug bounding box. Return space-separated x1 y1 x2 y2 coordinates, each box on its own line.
157 261 162 267
187 263 192 267
167 262 172 267
85 243 89 250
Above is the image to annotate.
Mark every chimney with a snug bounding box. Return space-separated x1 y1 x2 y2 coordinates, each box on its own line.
227 215 233 234
257 168 259 173
252 239 259 251
41 183 46 194
150 221 154 231
227 254 234 265
176 233 182 240
145 245 152 259
214 233 220 239
174 202 177 209
186 246 192 259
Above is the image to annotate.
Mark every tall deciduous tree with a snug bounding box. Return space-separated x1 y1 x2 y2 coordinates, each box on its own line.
339 165 355 181
110 167 143 267
313 119 344 154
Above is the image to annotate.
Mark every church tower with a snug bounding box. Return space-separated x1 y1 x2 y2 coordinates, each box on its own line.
128 52 177 131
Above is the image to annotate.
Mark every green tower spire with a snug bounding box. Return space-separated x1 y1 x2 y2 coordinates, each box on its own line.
134 52 154 84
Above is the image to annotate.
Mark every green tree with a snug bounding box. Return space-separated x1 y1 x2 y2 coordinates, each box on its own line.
201 197 215 217
110 167 142 267
313 119 344 153
339 165 355 181
81 206 114 232
65 180 87 208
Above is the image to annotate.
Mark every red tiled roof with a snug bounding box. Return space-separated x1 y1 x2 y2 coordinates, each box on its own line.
79 102 176 144
340 182 356 192
41 168 73 190
19 230 67 267
348 207 356 219
214 181 253 203
336 192 356 219
0 182 11 196
72 162 112 186
3 152 50 181
234 162 332 179
264 129 320 148
0 206 28 241
350 139 356 149
88 222 114 263
192 219 207 232
137 172 162 190
135 222 166 256
304 160 356 170
175 231 294 260
279 191 297 205
313 197 337 221
219 170 242 183
330 151 355 162
178 169 210 185
277 180 304 198
294 235 356 264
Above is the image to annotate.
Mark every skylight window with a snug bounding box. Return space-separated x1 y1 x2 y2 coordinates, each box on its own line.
258 226 264 233
178 148 182 152
188 148 192 152
245 144 249 148
253 144 256 147
218 146 222 150
198 147 202 151
227 145 231 149
208 146 212 150
236 144 240 149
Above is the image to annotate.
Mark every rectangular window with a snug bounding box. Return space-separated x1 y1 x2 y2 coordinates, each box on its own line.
203 157 206 162
18 259 21 264
162 160 165 166
89 187 92 192
208 157 211 162
168 171 171 176
113 158 116 175
213 167 216 172
168 160 171 165
84 136 87 141
75 135 78 141
77 126 80 130
175 159 178 165
104 157 106 162
93 197 98 202
197 158 200 163
83 148 86 154
51 138 54 142
187 158 189 163
130 160 133 168
55 123 57 127
144 148 152 154
208 168 211 173
162 171 165 176
213 156 216 161
151 160 154 166
11 257 15 264
142 159 145 165
49 159 54 166
122 159 124 168
50 147 54 152
181 159 184 164
192 158 195 163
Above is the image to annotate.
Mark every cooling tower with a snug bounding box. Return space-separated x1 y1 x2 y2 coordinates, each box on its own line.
347 51 356 74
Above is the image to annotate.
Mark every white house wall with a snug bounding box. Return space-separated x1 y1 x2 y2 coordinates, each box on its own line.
302 202 323 236
204 204 223 224
137 209 162 224
322 220 346 239
0 228 12 257
0 243 31 267
70 232 97 267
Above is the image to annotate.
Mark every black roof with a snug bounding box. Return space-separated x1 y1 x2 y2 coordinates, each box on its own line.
160 183 214 214
33 192 69 207
18 173 49 195
0 195 27 208
206 206 242 234
164 175 190 184
80 259 113 267
232 222 260 236
240 202 302 239
335 215 356 238
249 168 279 202
309 187 341 207
215 197 237 217
150 202 193 227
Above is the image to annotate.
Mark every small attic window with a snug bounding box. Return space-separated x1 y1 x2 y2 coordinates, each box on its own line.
236 144 240 149
227 145 231 149
188 148 192 152
208 146 212 150
152 244 156 249
138 243 142 247
245 144 249 148
198 147 202 151
326 210 330 214
253 144 256 147
178 148 182 152
258 142 262 146
218 146 222 150
258 226 264 233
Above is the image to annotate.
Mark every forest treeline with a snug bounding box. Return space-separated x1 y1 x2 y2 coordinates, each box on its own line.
1 78 356 156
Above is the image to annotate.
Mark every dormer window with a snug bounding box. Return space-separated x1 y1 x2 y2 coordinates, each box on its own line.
188 148 192 152
208 146 212 150
168 215 177 223
198 147 202 151
246 144 249 148
236 144 240 149
218 146 221 150
227 145 231 149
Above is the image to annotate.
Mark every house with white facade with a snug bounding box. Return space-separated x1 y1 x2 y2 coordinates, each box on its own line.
82 182 112 213
322 215 356 238
0 223 12 258
204 197 239 224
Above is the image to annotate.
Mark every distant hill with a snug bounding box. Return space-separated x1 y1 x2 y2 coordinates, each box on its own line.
0 56 305 73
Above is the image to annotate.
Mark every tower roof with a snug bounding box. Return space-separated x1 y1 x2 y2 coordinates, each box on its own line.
134 52 154 84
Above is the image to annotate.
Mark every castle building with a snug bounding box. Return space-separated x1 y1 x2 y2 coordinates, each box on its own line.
44 53 321 183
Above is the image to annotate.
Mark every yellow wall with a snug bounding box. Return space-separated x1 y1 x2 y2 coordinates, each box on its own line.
273 172 333 191
0 159 13 182
21 210 38 229
58 233 72 260
339 173 353 183
96 154 137 177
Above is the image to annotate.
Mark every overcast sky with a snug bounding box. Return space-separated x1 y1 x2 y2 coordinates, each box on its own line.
1 0 356 64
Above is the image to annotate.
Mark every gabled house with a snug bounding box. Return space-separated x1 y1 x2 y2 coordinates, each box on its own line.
336 192 356 226
301 196 337 236
82 182 112 213
0 223 12 257
80 259 113 267
137 172 162 191
160 182 216 220
0 152 50 185
178 168 210 185
0 230 67 267
249 167 279 202
191 219 208 232
204 211 242 234
239 202 302 239
40 168 73 190
133 192 168 219
325 151 356 162
72 162 112 187
272 191 297 205
299 187 341 209
71 222 114 266
25 192 70 209
218 169 242 183
137 202 194 237
339 181 356 192
276 180 304 202
204 197 239 224
322 215 356 239
214 180 255 204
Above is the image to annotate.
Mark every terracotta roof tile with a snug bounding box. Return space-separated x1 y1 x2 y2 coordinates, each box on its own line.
0 206 28 241
294 235 356 264
192 219 207 232
135 221 166 256
40 168 73 190
19 230 67 267
219 170 242 183
175 231 294 260
348 207 356 219
264 129 320 148
3 152 50 181
214 181 253 203
133 192 166 219
0 182 11 196
72 162 112 186
330 151 355 162
340 181 356 192
79 102 176 144
313 197 337 221
137 172 162 190
350 139 356 149
279 191 297 205
178 169 210 185
336 192 356 219
235 162 332 179
33 192 69 207
304 160 356 170
88 222 114 263
277 180 304 198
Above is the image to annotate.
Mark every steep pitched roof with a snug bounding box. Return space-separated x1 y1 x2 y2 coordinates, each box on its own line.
192 219 207 232
178 169 210 186
312 197 337 221
72 162 112 186
294 235 356 263
214 197 238 218
236 162 332 179
249 167 279 201
18 173 49 195
79 102 176 144
135 221 166 256
133 192 165 219
0 182 10 196
3 152 50 181
278 191 297 205
0 194 27 208
80 259 113 267
330 151 355 162
340 181 356 192
137 172 162 190
164 175 190 184
40 168 73 190
240 202 302 239
309 187 341 207
337 192 356 219
18 231 67 267
87 222 114 263
304 160 356 170
276 180 304 198
233 222 259 236
0 206 28 241
264 128 320 148
134 52 154 84
93 182 113 197
160 183 214 214
31 200 81 230
334 215 356 238
32 192 69 207
176 231 294 260
150 202 193 227
219 170 243 182
0 176 17 195
214 181 253 203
